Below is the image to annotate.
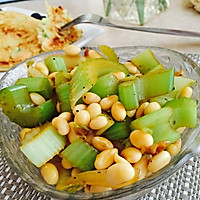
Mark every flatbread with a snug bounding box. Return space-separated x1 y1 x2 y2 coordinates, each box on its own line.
37 2 82 52
0 3 82 71
0 11 41 71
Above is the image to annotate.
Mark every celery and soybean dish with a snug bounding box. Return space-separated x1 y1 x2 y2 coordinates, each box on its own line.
0 45 197 193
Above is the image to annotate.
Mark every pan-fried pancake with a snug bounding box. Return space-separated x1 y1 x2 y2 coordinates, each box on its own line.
37 2 82 52
0 3 82 71
0 11 41 71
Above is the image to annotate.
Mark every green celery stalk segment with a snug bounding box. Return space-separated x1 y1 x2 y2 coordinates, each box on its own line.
118 80 139 110
61 139 98 172
139 68 174 99
56 170 109 191
131 97 197 144
56 82 71 113
148 76 196 105
89 73 118 98
0 84 57 127
118 68 174 110
147 64 164 74
131 107 179 144
20 124 66 167
54 71 71 86
105 117 132 141
70 58 129 108
15 77 53 99
164 97 197 129
174 76 196 94
131 49 160 74
98 45 119 62
45 56 67 73
149 90 179 106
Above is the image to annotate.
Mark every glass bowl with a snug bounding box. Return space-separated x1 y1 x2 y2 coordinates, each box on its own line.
0 46 200 200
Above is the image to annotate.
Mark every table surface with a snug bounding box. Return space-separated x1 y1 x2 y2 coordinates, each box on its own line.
0 0 200 54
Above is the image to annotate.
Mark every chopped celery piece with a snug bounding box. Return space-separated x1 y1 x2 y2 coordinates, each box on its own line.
149 90 179 106
148 76 196 106
131 49 160 74
164 97 197 129
152 123 180 145
147 64 164 74
131 97 197 144
174 76 196 94
105 117 132 141
61 139 98 172
36 100 57 123
96 113 115 135
90 73 118 98
0 84 57 127
131 107 173 130
139 68 174 99
16 77 53 99
55 71 71 86
99 45 119 62
118 68 174 110
118 80 139 110
45 56 67 73
0 84 33 109
70 58 129 108
56 82 71 113
20 124 66 167
120 75 137 83
56 170 109 191
131 107 180 144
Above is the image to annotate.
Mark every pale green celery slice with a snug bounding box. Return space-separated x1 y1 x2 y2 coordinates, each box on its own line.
149 90 179 107
131 49 160 74
131 107 180 143
70 58 129 108
20 124 66 167
147 64 164 74
131 107 173 130
98 45 119 62
118 80 139 111
174 76 196 93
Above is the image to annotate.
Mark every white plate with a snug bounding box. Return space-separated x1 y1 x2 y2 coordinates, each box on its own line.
0 6 105 48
